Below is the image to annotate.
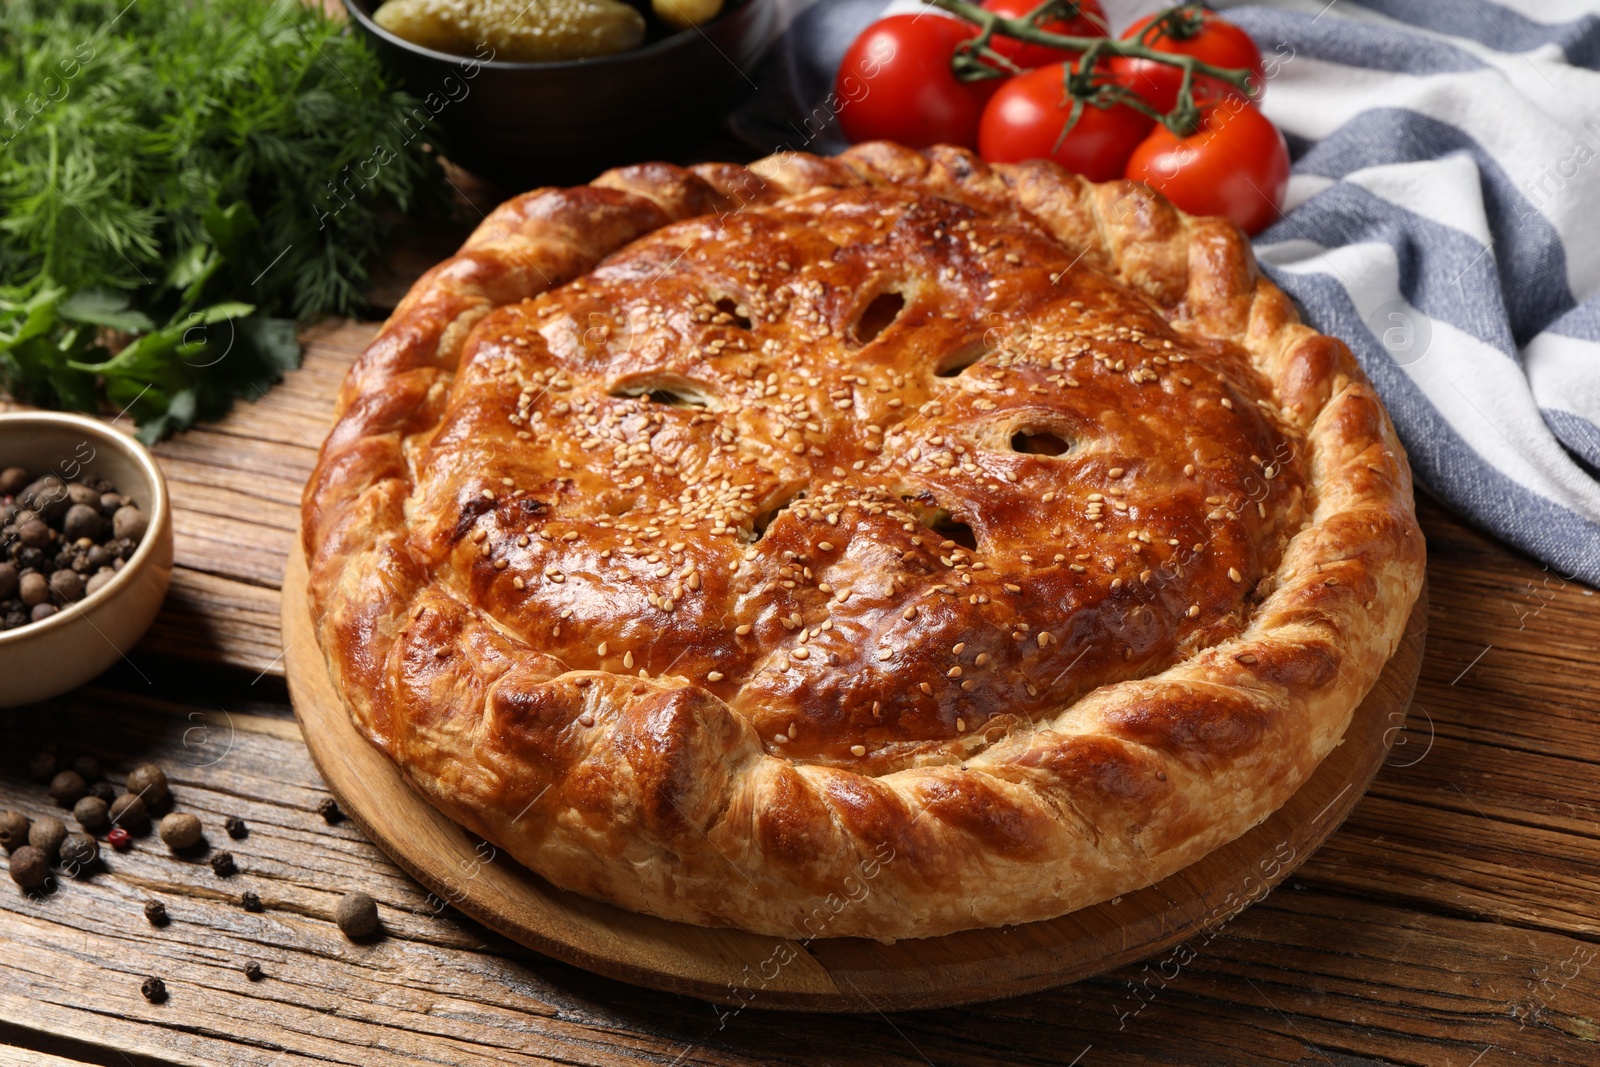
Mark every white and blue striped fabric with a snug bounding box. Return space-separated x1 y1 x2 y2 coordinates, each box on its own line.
734 0 1600 583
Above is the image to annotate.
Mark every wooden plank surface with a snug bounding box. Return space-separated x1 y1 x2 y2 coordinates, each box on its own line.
280 538 1426 1011
4 303 1599 1064
3 320 370 679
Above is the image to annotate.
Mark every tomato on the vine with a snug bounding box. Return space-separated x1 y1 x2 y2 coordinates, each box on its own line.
835 15 999 149
1110 7 1265 114
979 0 1107 71
1124 99 1289 235
978 64 1153 181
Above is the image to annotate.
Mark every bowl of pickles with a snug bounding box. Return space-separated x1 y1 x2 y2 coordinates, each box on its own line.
344 0 778 188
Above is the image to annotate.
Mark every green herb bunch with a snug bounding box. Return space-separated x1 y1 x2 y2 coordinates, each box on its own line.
0 0 448 440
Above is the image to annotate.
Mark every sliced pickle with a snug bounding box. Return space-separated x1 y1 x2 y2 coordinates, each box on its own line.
653 0 724 31
374 0 647 62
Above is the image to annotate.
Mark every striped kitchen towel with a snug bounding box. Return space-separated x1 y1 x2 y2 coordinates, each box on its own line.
733 0 1600 584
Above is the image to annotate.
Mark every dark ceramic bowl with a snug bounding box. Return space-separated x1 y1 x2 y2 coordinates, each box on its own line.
343 0 777 189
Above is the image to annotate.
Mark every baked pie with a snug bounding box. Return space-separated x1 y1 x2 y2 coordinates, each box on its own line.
303 142 1424 939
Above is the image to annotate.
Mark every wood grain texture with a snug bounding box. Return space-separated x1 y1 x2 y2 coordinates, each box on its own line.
2 320 371 679
3 317 1599 1065
282 538 1426 1011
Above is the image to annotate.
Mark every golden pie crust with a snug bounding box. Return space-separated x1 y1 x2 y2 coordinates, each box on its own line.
303 142 1425 939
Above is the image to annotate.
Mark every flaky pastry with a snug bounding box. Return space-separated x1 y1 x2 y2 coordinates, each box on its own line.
303 142 1424 939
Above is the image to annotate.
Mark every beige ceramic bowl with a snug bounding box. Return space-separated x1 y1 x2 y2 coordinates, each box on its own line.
0 412 173 707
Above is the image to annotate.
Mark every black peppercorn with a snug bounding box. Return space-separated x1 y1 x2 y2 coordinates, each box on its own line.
244 961 264 981
8 845 49 890
316 798 343 824
0 810 28 852
224 815 248 839
58 833 98 876
27 750 57 782
210 851 237 877
144 899 169 926
241 890 263 912
335 891 380 939
88 781 117 804
140 976 167 1003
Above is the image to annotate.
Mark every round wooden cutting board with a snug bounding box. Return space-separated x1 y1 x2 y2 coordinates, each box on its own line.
283 542 1426 1012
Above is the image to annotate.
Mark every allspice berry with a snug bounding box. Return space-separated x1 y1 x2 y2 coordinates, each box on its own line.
28 815 67 861
27 750 57 782
158 812 202 850
108 793 149 832
18 571 48 607
49 769 88 808
0 811 29 852
8 845 49 890
49 569 85 603
71 755 101 782
59 833 98 876
126 762 170 807
73 795 110 831
113 505 150 544
334 891 380 939
62 503 104 541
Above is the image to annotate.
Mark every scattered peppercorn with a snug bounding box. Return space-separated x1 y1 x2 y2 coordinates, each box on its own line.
27 750 57 782
140 977 167 1003
210 851 237 877
8 845 49 890
88 781 117 804
73 795 109 831
28 815 67 861
158 812 201 850
126 763 170 807
144 900 169 926
335 891 380 939
317 798 343 824
71 755 101 782
107 827 132 851
244 961 264 981
48 769 87 808
58 833 98 876
109 793 149 832
241 890 263 912
224 815 247 840
0 811 28 852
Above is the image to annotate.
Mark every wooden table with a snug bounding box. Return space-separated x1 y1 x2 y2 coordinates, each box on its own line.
2 320 1598 1066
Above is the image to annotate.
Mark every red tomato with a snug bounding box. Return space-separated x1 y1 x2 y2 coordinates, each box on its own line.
980 0 1107 71
1111 7 1265 114
978 64 1153 181
1125 99 1289 235
835 15 999 149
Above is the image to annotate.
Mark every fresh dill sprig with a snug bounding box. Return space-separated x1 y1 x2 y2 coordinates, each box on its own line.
0 0 448 440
